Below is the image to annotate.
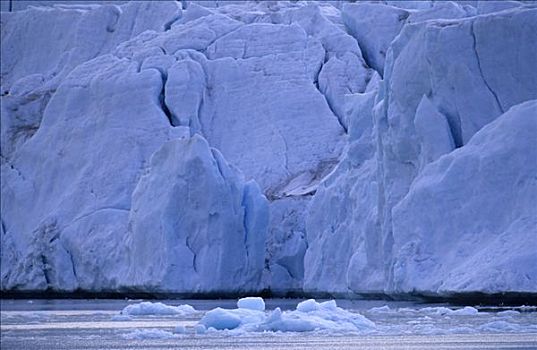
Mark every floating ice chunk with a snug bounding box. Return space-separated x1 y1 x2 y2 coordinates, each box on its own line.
420 306 451 315
296 299 320 313
199 307 267 331
296 299 337 313
195 324 207 334
197 299 375 334
122 329 177 340
200 308 243 330
394 307 416 314
260 307 316 332
237 297 265 311
420 306 478 316
121 302 196 316
318 300 338 311
519 305 537 312
272 303 374 333
450 307 479 316
368 305 391 313
497 310 520 317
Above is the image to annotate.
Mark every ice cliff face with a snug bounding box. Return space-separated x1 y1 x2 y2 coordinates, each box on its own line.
1 1 536 296
391 100 537 293
127 135 267 293
305 3 537 295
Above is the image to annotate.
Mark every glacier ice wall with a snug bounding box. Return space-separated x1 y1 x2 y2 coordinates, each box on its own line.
1 0 536 295
1 54 181 291
392 100 537 293
1 0 183 160
127 135 267 293
305 3 537 295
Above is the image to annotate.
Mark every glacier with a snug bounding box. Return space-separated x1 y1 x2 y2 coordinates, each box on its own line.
1 0 536 298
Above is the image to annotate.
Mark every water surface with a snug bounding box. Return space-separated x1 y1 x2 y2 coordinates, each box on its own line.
1 299 536 349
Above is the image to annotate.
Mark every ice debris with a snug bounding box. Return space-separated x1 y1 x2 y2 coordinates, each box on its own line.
199 298 375 333
420 306 479 316
237 297 265 311
121 302 196 316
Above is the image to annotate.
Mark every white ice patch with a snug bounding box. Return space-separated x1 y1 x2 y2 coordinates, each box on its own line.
200 307 266 330
296 299 336 312
237 297 265 311
198 298 375 333
368 305 392 313
195 324 207 334
420 306 479 316
120 302 196 316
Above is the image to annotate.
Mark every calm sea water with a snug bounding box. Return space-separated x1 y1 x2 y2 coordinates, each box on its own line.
1 298 536 349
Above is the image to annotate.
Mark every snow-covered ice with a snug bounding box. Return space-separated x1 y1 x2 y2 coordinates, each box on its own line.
419 306 479 316
199 298 375 333
237 297 265 311
368 305 392 314
120 302 196 316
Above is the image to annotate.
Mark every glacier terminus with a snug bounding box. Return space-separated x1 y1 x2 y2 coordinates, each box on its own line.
1 0 536 302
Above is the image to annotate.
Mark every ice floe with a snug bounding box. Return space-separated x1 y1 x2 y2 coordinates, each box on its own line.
199 298 375 334
121 302 196 316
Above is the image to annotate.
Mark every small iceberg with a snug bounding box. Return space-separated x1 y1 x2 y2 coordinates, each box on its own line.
199 297 375 333
120 301 196 316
